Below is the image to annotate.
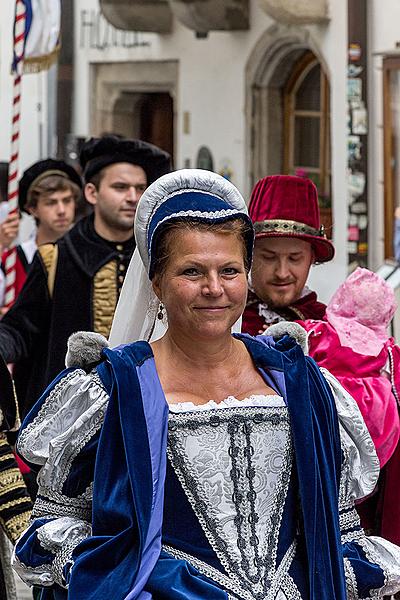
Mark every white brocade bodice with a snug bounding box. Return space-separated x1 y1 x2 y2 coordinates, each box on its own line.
166 396 296 600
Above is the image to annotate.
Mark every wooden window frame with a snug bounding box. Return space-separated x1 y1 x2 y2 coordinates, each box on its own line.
383 56 400 259
283 51 332 235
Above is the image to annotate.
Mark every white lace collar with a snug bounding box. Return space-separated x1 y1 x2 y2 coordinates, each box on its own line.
168 394 284 413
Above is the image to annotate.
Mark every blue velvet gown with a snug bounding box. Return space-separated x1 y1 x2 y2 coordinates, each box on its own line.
13 335 400 599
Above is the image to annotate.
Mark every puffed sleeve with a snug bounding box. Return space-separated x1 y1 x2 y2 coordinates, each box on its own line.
12 367 109 589
321 368 400 598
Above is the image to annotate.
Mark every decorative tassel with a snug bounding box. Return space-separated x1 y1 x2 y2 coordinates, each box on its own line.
22 44 61 74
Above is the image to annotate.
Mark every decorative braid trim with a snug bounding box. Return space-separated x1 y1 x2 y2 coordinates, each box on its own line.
339 504 361 533
32 494 91 522
163 544 254 600
2 510 31 544
93 260 117 338
388 346 400 407
163 539 298 600
344 557 358 600
254 219 326 238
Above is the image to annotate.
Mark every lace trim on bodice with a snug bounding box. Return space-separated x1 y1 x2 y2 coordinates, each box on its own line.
168 394 285 413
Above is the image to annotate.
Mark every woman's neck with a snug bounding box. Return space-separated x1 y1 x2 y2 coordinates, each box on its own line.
155 329 239 372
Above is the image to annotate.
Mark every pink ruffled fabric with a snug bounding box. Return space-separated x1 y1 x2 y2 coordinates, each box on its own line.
300 319 400 467
325 267 397 357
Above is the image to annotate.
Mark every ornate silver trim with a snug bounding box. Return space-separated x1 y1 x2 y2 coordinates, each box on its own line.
163 544 254 600
167 405 293 598
32 484 92 522
279 572 302 600
339 503 361 533
163 540 298 600
149 207 241 256
344 557 358 600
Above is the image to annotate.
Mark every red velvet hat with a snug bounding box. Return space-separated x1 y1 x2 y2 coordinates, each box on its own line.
248 175 334 263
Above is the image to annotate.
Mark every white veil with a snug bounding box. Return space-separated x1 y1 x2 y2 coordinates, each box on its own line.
109 169 251 348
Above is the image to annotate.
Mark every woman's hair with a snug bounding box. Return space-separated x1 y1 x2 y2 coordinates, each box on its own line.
151 218 253 280
27 174 81 209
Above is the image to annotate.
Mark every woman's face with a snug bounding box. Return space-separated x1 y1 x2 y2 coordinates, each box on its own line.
152 228 248 341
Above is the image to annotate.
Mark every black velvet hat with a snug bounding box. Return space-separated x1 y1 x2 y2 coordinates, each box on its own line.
80 136 172 185
19 159 83 212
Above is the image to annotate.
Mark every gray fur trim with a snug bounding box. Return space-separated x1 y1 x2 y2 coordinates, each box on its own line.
263 321 309 355
65 331 109 369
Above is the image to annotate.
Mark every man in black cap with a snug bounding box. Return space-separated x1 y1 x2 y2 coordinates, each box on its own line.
0 159 81 304
0 136 171 418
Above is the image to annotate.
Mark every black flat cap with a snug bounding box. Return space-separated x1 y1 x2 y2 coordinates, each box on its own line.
80 136 172 185
19 159 82 212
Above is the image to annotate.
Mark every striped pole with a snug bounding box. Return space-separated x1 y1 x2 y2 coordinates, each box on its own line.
5 0 26 307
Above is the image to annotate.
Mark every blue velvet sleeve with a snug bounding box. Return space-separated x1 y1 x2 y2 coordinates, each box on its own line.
13 366 109 590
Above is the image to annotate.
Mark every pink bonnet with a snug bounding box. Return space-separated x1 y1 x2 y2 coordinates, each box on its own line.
326 267 397 356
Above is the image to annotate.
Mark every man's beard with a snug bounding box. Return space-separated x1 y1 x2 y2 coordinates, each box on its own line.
102 212 135 233
261 291 293 309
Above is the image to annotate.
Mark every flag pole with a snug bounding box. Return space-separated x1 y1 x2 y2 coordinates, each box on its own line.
5 0 26 308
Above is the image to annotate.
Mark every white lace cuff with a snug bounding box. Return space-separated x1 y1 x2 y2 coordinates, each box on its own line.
37 517 91 587
12 517 91 588
320 368 380 501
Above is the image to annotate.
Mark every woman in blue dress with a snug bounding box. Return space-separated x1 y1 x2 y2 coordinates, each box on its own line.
13 169 400 599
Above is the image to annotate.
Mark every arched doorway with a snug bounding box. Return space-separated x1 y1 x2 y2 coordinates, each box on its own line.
246 27 332 235
112 92 174 160
90 60 178 164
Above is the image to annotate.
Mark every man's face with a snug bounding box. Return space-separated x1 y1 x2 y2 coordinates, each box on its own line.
85 163 147 237
29 189 75 240
251 236 314 308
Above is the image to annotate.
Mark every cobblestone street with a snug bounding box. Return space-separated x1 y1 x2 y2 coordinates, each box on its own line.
15 574 31 600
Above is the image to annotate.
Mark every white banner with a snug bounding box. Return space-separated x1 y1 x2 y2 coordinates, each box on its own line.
13 0 61 73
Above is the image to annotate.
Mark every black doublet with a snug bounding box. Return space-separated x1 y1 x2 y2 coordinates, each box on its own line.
0 215 135 418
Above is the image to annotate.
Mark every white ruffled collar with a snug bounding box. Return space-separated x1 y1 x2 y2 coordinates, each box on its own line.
168 394 284 413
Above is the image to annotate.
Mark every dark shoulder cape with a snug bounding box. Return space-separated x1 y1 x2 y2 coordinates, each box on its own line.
242 291 327 336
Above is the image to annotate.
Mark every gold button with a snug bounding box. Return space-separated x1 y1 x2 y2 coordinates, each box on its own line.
116 245 123 252
119 263 126 271
118 275 124 283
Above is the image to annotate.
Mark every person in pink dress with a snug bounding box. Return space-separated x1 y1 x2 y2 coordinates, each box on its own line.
299 267 400 543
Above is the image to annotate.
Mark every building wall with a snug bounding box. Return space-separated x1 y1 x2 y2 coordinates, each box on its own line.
73 0 349 302
368 1 400 270
0 1 52 172
0 0 54 240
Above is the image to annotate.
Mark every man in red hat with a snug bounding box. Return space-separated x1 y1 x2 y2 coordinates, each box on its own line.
242 175 334 335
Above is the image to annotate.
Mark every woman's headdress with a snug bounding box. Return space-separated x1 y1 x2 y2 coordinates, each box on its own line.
326 267 396 356
109 169 253 347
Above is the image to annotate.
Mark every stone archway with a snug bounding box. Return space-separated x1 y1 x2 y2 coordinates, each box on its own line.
111 91 174 158
245 24 329 194
90 60 178 161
